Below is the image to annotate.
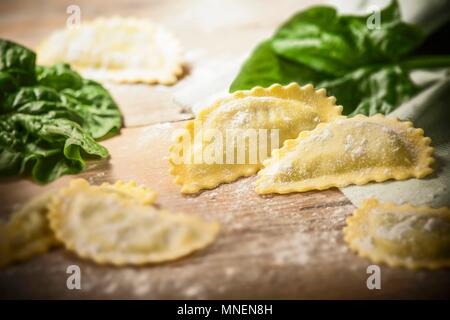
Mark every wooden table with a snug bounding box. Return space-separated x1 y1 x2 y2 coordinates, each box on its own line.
1 0 449 299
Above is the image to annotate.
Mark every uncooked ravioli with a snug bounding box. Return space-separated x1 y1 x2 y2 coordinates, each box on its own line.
48 179 219 265
169 83 343 194
38 17 184 84
344 199 450 269
256 114 434 194
0 180 157 267
0 192 58 267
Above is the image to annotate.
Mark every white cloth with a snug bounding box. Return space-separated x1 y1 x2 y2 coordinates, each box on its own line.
341 74 450 207
327 0 450 207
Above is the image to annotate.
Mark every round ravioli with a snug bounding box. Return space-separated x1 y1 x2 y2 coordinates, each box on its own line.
169 83 343 193
38 17 184 84
48 179 219 265
344 199 450 269
256 114 434 194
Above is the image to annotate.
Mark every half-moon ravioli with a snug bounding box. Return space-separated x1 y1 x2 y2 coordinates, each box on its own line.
0 180 157 267
344 199 450 269
256 114 434 194
0 192 58 267
99 180 157 205
37 17 183 84
48 179 219 265
169 83 342 193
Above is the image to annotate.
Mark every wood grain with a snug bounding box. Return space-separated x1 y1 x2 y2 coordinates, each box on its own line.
1 0 449 299
1 124 450 299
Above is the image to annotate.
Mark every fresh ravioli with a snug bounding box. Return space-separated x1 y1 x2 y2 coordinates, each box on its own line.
48 179 219 265
256 114 434 194
169 83 342 194
344 199 450 269
38 17 183 84
0 180 157 267
0 192 58 267
99 180 157 205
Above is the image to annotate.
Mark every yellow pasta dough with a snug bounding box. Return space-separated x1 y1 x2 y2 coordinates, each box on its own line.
256 114 434 194
0 180 157 267
344 199 450 269
37 17 183 84
0 192 58 267
48 179 220 265
99 180 157 205
169 83 343 193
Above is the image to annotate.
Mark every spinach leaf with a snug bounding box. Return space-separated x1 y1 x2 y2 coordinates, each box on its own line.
230 40 325 92
0 114 108 183
0 39 121 183
61 78 122 139
319 65 417 115
37 64 122 139
0 39 36 87
230 0 450 116
271 1 423 75
36 63 83 91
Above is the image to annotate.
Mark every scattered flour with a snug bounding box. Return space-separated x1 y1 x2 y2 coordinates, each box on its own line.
344 134 368 160
183 284 205 298
224 267 237 278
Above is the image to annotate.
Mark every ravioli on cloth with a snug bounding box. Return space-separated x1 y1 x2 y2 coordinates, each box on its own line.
256 114 434 194
344 199 450 269
38 17 184 84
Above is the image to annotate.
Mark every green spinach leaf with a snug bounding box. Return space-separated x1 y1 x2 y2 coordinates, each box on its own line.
0 39 122 183
0 39 36 87
271 1 423 75
36 63 122 139
319 65 417 115
230 40 325 92
230 0 450 116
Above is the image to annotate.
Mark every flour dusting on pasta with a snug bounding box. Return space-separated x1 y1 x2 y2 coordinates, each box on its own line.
38 17 184 84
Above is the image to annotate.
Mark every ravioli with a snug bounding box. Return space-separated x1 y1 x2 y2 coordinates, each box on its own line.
37 17 183 84
0 180 157 267
256 114 434 194
99 180 157 205
0 192 58 267
344 199 450 269
48 179 219 265
169 83 343 193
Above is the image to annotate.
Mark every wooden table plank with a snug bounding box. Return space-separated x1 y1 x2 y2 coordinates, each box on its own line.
1 0 449 299
1 124 449 299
